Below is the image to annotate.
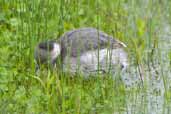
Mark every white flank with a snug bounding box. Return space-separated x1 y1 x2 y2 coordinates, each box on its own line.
63 48 128 76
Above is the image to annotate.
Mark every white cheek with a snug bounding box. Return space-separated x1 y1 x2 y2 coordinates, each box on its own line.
51 43 60 60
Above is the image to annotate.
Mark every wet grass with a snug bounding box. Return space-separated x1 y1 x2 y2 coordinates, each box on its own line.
0 0 171 113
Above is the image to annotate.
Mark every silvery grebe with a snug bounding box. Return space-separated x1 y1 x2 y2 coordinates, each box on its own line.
35 28 128 76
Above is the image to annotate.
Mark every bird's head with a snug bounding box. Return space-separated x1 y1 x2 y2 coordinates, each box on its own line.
34 40 61 71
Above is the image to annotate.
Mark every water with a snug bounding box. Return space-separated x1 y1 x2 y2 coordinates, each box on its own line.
120 21 171 114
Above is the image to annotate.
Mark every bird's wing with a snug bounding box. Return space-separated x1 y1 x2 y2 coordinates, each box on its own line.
60 28 126 57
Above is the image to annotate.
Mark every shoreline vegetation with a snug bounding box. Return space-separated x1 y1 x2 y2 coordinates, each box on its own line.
0 0 171 113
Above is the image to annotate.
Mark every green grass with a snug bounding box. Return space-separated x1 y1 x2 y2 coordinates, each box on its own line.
1 0 171 113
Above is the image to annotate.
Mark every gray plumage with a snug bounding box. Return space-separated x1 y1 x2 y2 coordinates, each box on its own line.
34 27 128 76
60 28 126 58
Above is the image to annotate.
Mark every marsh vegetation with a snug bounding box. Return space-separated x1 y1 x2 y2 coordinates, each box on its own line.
0 0 171 113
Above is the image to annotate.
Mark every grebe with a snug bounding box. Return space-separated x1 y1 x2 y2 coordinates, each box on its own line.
35 28 128 76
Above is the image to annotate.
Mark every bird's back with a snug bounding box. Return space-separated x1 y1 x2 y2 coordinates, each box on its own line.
60 28 125 58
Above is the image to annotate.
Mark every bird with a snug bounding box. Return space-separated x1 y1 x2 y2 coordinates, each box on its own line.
34 27 128 76
34 40 61 71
